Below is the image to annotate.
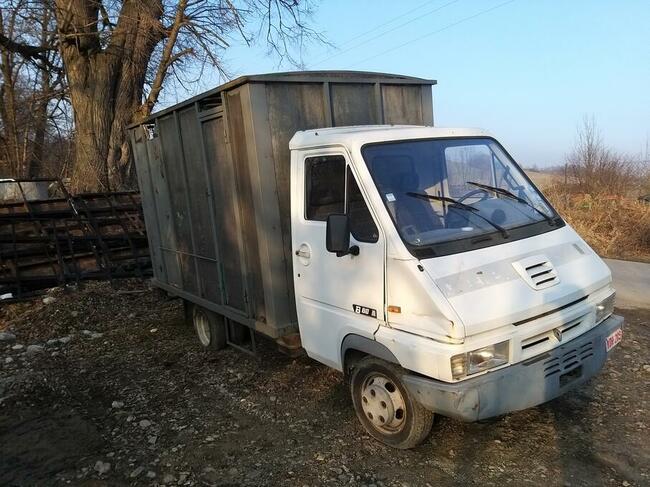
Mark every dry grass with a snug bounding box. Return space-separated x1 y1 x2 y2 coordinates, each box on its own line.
526 170 561 189
544 186 650 262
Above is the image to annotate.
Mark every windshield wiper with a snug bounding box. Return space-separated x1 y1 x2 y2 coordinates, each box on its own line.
466 181 554 224
406 192 509 238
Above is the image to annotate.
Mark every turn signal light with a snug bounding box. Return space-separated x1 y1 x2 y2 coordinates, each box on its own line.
387 305 401 313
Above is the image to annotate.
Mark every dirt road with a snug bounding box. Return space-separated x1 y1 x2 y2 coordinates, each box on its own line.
1 282 648 486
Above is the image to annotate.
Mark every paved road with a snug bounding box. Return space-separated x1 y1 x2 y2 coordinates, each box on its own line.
604 258 650 309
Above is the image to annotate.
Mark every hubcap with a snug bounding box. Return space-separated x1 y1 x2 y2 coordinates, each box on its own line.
360 373 406 434
194 310 210 346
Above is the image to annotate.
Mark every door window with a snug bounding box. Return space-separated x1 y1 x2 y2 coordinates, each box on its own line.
347 167 379 243
305 155 345 221
305 155 379 243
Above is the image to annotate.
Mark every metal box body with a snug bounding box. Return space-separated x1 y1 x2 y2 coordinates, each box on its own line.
129 71 436 339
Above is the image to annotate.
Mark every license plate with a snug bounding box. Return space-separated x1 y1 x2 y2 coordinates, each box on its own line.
605 328 622 352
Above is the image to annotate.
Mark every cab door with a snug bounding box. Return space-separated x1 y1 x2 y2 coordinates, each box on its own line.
291 150 385 369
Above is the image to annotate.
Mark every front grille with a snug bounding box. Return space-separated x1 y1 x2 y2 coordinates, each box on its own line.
513 295 588 326
543 342 594 378
520 314 587 359
522 335 549 350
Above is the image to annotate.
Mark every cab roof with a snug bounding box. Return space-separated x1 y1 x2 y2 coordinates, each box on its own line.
289 125 491 150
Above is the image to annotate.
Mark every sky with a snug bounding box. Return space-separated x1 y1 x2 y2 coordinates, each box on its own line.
163 0 650 168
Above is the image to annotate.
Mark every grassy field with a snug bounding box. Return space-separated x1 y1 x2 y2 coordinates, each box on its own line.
525 170 650 262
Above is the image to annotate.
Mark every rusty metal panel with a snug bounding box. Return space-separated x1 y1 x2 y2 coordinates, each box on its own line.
330 83 379 126
421 85 434 125
131 129 166 282
158 115 196 293
382 84 425 125
178 107 221 303
266 82 327 294
145 127 183 288
200 115 246 311
225 88 267 321
240 83 297 330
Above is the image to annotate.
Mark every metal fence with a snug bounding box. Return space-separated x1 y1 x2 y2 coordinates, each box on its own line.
0 178 151 302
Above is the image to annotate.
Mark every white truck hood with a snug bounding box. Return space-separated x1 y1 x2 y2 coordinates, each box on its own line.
419 225 612 337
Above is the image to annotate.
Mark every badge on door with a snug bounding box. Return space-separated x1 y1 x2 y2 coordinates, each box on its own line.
353 304 377 318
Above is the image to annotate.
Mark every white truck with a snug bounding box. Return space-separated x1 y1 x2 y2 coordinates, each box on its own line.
130 71 623 449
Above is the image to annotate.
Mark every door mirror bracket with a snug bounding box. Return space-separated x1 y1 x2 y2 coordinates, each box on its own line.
336 245 359 258
326 214 358 257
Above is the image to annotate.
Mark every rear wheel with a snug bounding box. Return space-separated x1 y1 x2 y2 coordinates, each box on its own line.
190 304 226 350
350 356 433 449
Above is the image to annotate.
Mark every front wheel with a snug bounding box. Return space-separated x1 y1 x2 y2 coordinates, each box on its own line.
350 356 433 449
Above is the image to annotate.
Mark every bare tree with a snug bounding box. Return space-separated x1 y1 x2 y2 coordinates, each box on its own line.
0 3 23 176
565 116 638 195
1 0 322 191
0 0 67 179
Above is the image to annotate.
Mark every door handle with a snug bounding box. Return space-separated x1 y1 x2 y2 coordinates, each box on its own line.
295 248 311 258
295 243 311 266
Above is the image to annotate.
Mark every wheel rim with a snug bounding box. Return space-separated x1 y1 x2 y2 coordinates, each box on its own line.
360 372 407 434
194 310 211 346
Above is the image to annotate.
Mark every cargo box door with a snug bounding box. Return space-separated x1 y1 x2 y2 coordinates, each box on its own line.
201 115 248 313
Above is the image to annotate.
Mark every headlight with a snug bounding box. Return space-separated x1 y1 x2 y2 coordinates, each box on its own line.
596 292 615 324
451 340 509 380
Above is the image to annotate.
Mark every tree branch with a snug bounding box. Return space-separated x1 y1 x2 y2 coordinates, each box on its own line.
0 32 53 62
139 0 188 119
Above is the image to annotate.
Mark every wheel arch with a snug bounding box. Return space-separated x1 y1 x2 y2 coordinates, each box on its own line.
341 333 400 377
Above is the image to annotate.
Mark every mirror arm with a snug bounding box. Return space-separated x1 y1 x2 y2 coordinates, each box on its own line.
336 245 360 258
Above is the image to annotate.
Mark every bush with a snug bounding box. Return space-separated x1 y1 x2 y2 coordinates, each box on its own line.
545 186 650 261
538 117 650 261
565 117 641 196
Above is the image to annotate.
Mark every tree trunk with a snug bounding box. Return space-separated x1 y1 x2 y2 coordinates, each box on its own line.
0 9 22 177
54 0 163 191
29 99 47 178
30 7 56 179
106 0 164 189
66 57 114 191
0 52 21 176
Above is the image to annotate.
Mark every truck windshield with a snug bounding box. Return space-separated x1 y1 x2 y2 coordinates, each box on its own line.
361 137 560 255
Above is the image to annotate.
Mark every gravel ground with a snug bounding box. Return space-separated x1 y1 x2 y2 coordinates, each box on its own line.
0 281 648 486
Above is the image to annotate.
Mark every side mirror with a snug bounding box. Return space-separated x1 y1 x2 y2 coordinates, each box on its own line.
326 214 355 256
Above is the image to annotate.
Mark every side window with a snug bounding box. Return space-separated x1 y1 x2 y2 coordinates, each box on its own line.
347 167 379 243
305 155 345 221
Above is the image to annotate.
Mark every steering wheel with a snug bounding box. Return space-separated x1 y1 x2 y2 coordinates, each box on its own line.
456 188 490 204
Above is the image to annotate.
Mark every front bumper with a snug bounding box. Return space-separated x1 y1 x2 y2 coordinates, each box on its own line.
403 314 624 421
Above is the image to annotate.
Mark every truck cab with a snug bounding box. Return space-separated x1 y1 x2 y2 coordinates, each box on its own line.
289 125 623 448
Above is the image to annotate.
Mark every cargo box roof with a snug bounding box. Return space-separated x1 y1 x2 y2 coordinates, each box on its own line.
137 71 436 125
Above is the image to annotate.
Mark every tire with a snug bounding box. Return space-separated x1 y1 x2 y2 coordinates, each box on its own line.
350 356 433 449
190 304 226 350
